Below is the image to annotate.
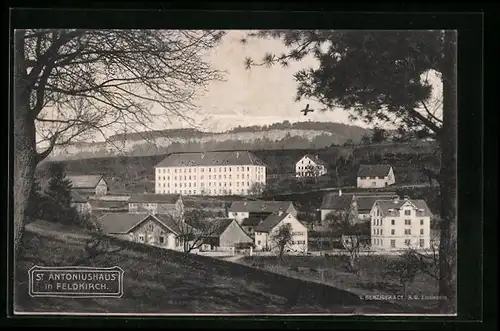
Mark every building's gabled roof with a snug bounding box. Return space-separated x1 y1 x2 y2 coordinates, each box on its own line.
128 193 181 204
70 190 89 203
155 214 193 234
300 154 327 167
98 213 150 234
89 199 129 210
228 200 294 213
241 216 265 227
155 151 266 168
354 194 398 213
320 193 353 210
357 164 392 178
374 198 433 217
66 175 105 189
207 218 234 237
254 213 289 233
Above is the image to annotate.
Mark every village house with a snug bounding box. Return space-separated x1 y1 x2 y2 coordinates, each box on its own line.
128 194 184 219
240 216 264 237
70 190 92 215
295 154 328 178
320 190 397 223
201 218 253 251
370 196 433 250
97 213 193 251
356 164 396 188
154 151 267 196
67 174 109 196
228 200 298 224
254 212 308 253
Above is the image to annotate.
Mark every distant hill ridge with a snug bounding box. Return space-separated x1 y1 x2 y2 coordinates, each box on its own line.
48 120 371 160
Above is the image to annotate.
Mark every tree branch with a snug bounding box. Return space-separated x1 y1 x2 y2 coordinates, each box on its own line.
421 100 443 124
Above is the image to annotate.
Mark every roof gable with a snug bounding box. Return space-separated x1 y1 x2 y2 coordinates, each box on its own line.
299 154 327 166
208 218 234 237
66 175 104 189
98 213 150 234
155 151 266 168
375 198 433 217
357 164 392 178
254 213 288 233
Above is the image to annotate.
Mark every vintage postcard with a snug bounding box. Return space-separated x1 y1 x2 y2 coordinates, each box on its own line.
12 27 458 316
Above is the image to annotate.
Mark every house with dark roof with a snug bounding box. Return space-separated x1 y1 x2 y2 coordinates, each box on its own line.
240 216 264 236
66 174 109 196
154 151 267 197
254 212 308 253
128 194 184 218
356 164 395 188
227 200 298 224
201 218 253 250
295 154 328 178
320 190 397 223
70 190 92 215
370 196 433 251
97 213 193 251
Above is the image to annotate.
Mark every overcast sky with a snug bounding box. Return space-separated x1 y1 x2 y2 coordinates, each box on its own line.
148 30 372 133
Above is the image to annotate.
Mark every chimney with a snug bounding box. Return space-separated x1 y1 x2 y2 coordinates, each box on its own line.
278 208 284 216
403 195 410 201
339 189 342 197
201 152 205 159
393 196 400 204
236 151 240 158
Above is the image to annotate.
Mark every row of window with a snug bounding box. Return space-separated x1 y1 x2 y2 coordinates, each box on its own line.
157 166 263 174
372 238 425 248
158 181 253 188
158 174 261 181
361 176 385 180
156 188 247 195
373 228 425 235
373 219 425 226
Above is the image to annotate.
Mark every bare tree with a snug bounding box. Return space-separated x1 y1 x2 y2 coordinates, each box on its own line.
175 213 222 253
271 223 293 260
13 29 225 255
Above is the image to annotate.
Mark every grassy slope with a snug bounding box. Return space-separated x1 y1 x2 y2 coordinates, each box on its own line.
239 255 440 313
15 220 408 315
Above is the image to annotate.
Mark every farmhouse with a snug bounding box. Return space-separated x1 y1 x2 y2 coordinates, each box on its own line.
254 212 308 253
356 164 395 188
67 174 109 196
320 190 397 223
98 213 192 250
370 196 433 250
295 154 327 178
128 194 184 219
201 218 253 251
154 151 267 196
70 190 92 215
227 200 298 224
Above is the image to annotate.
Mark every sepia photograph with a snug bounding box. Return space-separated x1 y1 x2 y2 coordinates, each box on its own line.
12 27 459 316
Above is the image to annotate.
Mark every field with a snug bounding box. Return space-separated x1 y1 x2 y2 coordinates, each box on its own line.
239 254 441 313
15 220 416 315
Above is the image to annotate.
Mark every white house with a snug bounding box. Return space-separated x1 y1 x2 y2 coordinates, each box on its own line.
356 164 396 188
369 196 433 251
254 212 308 253
295 154 327 178
227 200 298 224
154 151 266 196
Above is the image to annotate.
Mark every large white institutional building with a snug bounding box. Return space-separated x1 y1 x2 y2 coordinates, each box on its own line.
154 151 266 196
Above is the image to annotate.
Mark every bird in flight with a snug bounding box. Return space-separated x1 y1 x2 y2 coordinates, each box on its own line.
300 104 315 116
